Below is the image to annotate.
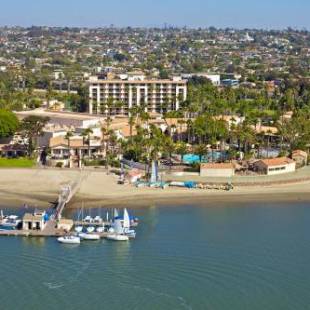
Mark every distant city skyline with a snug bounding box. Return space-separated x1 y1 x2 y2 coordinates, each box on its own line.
0 0 309 30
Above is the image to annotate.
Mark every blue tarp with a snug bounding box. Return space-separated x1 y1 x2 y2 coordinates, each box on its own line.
184 181 197 189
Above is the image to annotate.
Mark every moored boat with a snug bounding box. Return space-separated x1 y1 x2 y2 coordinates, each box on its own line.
75 226 83 233
106 218 129 241
106 234 129 241
79 232 100 240
58 235 80 244
96 226 104 233
0 215 21 230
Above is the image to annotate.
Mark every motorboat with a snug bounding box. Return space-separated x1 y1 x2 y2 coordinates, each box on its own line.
93 216 102 224
106 234 129 241
57 235 80 244
0 215 21 230
83 216 93 223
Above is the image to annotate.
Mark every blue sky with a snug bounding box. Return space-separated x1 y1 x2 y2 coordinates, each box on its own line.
1 0 309 29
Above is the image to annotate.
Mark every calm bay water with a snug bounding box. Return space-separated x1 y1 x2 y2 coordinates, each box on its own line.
1 202 310 310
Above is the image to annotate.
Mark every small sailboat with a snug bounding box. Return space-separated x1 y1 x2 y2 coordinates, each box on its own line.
87 226 95 233
113 208 119 220
79 226 100 240
83 215 93 223
123 208 136 238
79 232 100 240
58 235 80 244
96 226 104 233
93 216 102 224
106 219 129 241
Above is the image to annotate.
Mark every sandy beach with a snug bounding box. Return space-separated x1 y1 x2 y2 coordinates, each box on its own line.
0 168 310 209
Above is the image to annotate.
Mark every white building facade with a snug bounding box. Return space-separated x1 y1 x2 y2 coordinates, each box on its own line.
88 76 187 115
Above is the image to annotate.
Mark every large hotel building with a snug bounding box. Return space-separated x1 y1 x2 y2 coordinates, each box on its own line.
88 73 187 115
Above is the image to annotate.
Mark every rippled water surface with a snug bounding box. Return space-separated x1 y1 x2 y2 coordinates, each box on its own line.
1 202 310 310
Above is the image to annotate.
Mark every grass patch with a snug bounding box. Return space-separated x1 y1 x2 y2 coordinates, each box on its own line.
0 158 35 168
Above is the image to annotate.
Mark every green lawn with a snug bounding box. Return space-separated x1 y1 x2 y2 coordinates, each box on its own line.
0 158 35 168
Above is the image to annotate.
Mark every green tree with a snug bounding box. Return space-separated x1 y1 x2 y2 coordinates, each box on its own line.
21 116 50 156
0 110 19 138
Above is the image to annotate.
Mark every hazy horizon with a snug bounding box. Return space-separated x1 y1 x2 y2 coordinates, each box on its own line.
0 0 309 30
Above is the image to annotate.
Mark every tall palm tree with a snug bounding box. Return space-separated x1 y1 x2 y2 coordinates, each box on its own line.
65 131 74 167
81 128 94 158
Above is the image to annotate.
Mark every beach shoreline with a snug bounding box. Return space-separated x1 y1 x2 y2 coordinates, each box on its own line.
0 168 310 209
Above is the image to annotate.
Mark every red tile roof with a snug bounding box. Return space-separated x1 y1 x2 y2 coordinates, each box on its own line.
258 157 294 167
200 163 235 170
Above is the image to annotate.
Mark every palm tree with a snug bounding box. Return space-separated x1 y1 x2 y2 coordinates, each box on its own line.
101 117 112 173
176 141 188 163
65 131 74 167
194 144 208 163
81 128 94 158
164 136 175 170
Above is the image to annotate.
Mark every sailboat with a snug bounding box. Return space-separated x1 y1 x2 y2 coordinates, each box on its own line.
106 219 129 241
79 226 100 240
123 208 136 238
74 207 83 233
113 208 119 220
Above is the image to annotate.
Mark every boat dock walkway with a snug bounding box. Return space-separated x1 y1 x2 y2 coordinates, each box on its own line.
54 174 85 220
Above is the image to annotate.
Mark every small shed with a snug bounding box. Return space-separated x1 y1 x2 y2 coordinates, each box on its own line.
200 163 235 177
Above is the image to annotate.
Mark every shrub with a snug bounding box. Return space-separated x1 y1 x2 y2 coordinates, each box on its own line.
56 162 63 168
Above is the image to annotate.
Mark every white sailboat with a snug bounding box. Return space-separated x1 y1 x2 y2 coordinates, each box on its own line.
79 232 100 240
96 226 104 233
113 208 119 219
75 206 84 233
79 225 100 240
106 219 129 241
123 208 136 238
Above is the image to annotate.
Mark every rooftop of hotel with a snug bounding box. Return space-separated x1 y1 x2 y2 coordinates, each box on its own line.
88 75 187 84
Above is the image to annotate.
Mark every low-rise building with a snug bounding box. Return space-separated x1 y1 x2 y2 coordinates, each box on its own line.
49 136 102 168
22 211 47 231
253 157 296 175
200 163 235 177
